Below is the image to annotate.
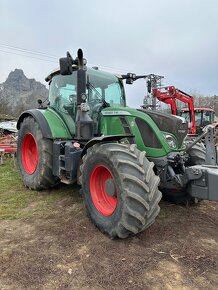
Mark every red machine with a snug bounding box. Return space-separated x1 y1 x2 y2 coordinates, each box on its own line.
153 86 197 134
180 107 217 133
0 134 17 165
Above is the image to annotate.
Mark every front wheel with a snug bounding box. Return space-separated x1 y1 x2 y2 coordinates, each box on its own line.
80 143 162 239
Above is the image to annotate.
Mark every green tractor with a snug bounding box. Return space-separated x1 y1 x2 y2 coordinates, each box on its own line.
17 49 218 238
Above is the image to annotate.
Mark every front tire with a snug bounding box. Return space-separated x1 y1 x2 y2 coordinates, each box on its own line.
80 143 162 238
17 116 59 190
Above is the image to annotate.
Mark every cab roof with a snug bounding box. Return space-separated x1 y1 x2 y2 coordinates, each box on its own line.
45 65 77 82
45 66 122 82
181 107 214 112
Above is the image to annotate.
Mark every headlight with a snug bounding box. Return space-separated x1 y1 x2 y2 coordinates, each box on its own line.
164 134 177 149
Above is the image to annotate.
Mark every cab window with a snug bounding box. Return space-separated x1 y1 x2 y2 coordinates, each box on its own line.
87 68 125 107
49 73 77 119
105 83 124 106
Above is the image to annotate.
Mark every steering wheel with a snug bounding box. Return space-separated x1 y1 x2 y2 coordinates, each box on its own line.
88 99 102 115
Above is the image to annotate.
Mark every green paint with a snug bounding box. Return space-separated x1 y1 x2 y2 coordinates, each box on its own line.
40 108 72 139
100 107 184 158
34 104 185 159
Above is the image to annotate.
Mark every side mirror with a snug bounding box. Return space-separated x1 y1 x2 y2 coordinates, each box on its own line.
59 51 73 75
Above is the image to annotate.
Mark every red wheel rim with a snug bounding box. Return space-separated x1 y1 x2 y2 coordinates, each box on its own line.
90 165 117 216
21 133 38 174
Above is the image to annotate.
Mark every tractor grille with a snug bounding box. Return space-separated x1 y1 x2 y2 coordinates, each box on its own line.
135 117 162 148
119 116 134 144
138 109 188 148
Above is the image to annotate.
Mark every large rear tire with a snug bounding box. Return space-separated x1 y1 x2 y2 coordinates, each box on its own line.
80 143 162 238
17 116 59 190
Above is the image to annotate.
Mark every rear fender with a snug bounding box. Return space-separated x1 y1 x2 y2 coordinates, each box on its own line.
17 109 72 139
17 110 52 138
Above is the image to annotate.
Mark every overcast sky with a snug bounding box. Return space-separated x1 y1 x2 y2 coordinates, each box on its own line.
0 0 218 107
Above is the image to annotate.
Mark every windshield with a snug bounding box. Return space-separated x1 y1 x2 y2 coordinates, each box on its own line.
195 111 213 126
180 111 190 122
181 110 213 126
87 68 125 107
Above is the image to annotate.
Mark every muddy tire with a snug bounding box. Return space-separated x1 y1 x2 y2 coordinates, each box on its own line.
163 142 206 205
17 116 59 190
80 143 162 239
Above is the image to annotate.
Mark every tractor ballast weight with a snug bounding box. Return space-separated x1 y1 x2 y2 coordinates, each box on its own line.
17 49 218 239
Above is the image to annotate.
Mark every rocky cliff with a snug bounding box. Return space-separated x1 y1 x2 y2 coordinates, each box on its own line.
0 69 48 119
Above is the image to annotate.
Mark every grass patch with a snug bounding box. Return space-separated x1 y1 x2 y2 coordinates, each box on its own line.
0 158 81 220
0 159 23 192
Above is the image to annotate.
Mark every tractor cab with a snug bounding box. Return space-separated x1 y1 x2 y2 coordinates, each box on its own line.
47 68 125 117
46 67 126 136
181 107 216 134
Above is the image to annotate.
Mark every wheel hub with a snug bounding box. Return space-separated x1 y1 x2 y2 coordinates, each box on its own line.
21 133 38 174
105 179 116 197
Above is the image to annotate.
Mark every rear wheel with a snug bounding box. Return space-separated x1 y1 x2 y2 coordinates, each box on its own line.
17 116 59 190
80 143 162 238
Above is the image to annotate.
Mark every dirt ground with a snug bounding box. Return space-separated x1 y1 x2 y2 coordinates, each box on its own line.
0 179 218 289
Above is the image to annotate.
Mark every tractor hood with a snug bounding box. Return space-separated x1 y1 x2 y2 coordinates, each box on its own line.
138 109 188 148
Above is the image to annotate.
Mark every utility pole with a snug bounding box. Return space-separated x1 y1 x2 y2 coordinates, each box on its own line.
145 74 164 110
